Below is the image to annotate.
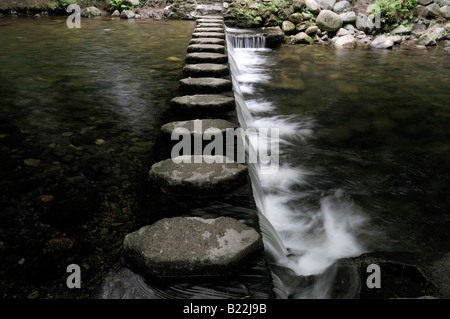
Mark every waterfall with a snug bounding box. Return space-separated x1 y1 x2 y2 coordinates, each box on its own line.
225 27 367 299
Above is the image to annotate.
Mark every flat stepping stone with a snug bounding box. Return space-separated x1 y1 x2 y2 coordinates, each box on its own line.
185 52 228 64
194 27 225 33
123 216 263 278
196 18 224 24
149 155 248 195
161 119 237 136
183 63 229 77
187 44 226 54
189 37 225 45
192 32 225 39
179 77 232 94
170 94 235 114
196 23 224 28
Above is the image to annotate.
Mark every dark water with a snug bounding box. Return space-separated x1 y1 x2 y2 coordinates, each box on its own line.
0 16 274 299
0 16 193 298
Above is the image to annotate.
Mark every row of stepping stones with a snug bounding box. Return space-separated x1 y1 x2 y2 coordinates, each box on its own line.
123 15 265 279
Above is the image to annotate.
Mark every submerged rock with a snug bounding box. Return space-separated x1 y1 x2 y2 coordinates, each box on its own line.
123 216 263 277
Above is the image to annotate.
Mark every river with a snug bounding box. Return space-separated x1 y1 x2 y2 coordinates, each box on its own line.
0 16 449 299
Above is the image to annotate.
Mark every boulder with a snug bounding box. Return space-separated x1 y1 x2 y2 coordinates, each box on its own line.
282 20 296 34
390 24 413 35
418 0 433 5
430 27 447 41
337 27 351 36
334 34 356 49
339 11 356 23
81 6 101 18
305 0 321 14
316 0 336 10
370 35 394 49
120 10 135 19
418 33 437 46
111 10 120 17
293 0 307 11
425 3 441 18
289 12 304 24
305 25 320 35
333 1 352 13
440 5 450 19
293 32 315 44
356 13 375 34
316 10 343 32
123 217 263 277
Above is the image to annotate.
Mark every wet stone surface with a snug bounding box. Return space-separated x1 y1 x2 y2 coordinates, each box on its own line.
123 216 263 278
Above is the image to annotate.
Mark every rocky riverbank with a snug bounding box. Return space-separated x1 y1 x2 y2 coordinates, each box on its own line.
163 0 450 51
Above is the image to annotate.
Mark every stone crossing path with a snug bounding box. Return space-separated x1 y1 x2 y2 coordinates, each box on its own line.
122 9 275 296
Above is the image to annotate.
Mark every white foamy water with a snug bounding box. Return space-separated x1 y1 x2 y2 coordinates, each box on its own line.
226 28 368 298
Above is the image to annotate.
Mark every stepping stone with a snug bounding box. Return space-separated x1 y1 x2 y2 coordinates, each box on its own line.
196 23 224 28
170 94 235 114
185 52 228 64
161 119 237 136
196 19 224 24
123 216 263 278
183 63 229 77
194 27 225 33
179 77 232 94
189 37 225 45
192 32 225 39
149 155 248 195
187 43 226 54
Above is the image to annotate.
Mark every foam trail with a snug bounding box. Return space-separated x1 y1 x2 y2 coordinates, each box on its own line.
226 27 367 298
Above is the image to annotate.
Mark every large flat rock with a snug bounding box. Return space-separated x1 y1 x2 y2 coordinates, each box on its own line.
170 94 235 114
187 44 226 54
123 216 263 278
183 63 229 77
179 77 232 94
192 32 226 39
161 119 238 136
149 155 248 195
185 52 228 64
189 37 226 45
194 27 225 33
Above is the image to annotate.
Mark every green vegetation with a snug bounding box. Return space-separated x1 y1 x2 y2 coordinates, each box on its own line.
369 0 419 25
45 0 77 11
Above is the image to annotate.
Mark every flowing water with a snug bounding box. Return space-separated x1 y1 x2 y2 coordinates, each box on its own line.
226 28 450 298
1 16 449 299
